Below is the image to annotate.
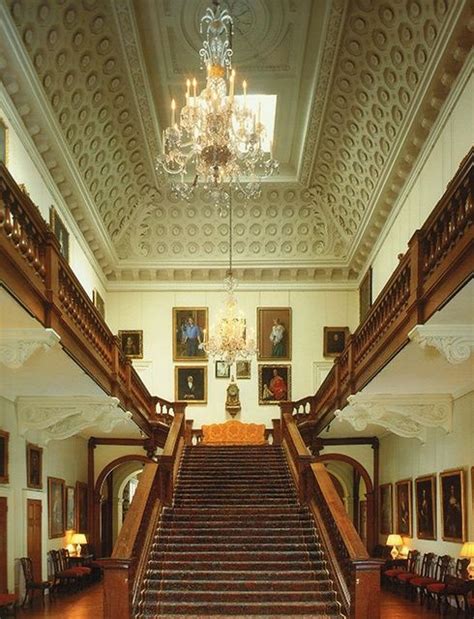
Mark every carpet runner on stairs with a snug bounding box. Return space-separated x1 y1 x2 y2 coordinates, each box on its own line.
135 445 344 618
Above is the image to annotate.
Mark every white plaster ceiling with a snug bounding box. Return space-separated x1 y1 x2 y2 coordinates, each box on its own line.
0 0 471 282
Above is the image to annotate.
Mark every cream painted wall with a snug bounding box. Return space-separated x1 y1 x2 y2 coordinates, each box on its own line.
370 65 473 298
0 90 108 310
107 287 359 427
93 445 147 486
378 391 474 556
0 396 87 594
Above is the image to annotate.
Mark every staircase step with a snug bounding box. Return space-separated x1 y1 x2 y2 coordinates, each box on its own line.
143 579 333 592
141 590 337 604
155 532 318 544
144 569 330 582
146 560 328 572
137 600 341 616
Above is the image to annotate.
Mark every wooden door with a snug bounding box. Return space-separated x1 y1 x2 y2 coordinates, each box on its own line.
27 499 42 580
0 497 7 593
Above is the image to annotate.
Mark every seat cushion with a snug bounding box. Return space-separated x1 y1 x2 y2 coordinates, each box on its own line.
410 577 435 586
0 594 17 607
385 568 405 577
397 572 416 581
426 583 446 593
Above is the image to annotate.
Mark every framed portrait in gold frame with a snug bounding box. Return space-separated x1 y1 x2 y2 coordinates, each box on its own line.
48 476 65 539
257 307 291 361
395 478 412 537
26 443 42 489
173 307 208 361
440 468 466 543
415 474 436 540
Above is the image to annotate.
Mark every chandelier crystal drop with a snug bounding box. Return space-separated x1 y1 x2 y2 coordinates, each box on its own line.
156 0 278 212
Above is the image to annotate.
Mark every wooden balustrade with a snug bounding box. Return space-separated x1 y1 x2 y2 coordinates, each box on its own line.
281 410 382 618
100 410 186 618
289 147 473 437
0 162 181 440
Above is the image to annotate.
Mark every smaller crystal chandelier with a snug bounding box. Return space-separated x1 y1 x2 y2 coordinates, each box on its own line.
156 0 278 213
203 191 257 365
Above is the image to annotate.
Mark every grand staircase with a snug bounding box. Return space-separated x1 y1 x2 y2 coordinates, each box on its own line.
135 445 344 618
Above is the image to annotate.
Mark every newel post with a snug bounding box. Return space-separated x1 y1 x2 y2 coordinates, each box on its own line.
351 559 383 619
100 558 134 619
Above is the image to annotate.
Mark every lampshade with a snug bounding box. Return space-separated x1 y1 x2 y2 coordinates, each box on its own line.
386 534 403 546
71 533 87 545
460 542 474 558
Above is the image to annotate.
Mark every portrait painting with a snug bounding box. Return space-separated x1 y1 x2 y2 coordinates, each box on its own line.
258 365 291 405
359 267 372 324
395 478 412 537
379 483 393 535
173 307 208 361
323 327 350 358
26 443 42 489
118 330 143 359
175 366 207 404
257 307 291 361
75 481 89 534
49 206 70 263
92 289 105 319
0 117 7 166
66 486 75 531
236 360 251 379
48 476 65 539
0 430 9 484
215 360 230 379
440 468 466 543
415 475 436 540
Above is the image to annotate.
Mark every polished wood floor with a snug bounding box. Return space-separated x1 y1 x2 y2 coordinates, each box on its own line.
11 583 466 618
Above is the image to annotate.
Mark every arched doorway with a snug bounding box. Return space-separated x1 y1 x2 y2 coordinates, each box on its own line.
94 455 148 556
317 453 375 553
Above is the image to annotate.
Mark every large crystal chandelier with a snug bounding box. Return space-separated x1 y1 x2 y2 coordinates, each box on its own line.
203 191 257 365
156 0 278 213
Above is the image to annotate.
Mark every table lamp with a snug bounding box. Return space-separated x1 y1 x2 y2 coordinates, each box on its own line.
386 533 403 560
460 541 474 579
71 533 87 557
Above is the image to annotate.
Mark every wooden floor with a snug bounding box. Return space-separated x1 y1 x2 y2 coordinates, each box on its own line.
10 583 466 618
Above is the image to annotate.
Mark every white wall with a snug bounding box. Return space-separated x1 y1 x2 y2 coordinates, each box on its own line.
0 89 108 312
370 66 473 297
0 396 88 593
378 391 474 555
107 287 359 427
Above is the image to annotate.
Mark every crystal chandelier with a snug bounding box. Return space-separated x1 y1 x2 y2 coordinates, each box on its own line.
156 0 278 213
203 191 257 365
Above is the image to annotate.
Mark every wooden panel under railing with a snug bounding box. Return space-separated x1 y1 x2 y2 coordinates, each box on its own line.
0 162 176 440
99 410 187 618
292 147 473 438
281 408 382 619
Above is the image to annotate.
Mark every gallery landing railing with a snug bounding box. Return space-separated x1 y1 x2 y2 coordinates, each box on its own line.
0 162 180 443
291 147 473 438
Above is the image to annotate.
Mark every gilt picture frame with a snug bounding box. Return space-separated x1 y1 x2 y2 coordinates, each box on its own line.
379 482 393 535
118 330 143 359
395 478 412 537
26 443 43 489
236 360 251 379
258 364 291 405
50 206 70 263
175 366 207 404
0 430 9 484
173 307 208 361
323 327 350 358
440 468 466 543
66 485 75 531
48 476 65 539
215 360 230 379
257 307 291 361
92 289 105 319
415 474 436 540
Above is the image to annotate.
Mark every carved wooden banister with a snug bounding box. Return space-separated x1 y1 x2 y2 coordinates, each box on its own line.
100 410 186 618
289 147 473 437
0 162 175 440
281 410 382 618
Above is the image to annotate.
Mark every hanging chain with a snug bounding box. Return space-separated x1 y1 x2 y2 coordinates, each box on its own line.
228 188 233 277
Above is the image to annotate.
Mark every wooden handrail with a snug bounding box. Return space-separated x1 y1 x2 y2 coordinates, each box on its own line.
281 410 382 618
100 410 186 618
289 147 473 437
0 162 180 440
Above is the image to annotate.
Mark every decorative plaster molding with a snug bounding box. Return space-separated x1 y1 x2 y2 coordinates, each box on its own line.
0 328 60 369
408 324 474 364
335 393 453 443
313 361 333 391
17 396 133 445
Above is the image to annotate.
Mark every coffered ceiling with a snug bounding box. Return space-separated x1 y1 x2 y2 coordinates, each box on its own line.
0 0 471 283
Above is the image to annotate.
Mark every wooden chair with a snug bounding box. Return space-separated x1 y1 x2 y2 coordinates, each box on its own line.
48 549 84 592
19 557 53 607
410 554 452 605
396 551 435 598
426 557 469 612
60 549 92 582
0 594 17 617
383 549 419 589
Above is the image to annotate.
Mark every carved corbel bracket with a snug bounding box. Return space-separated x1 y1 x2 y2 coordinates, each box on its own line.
408 324 474 364
17 395 133 444
335 393 453 443
0 328 60 368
